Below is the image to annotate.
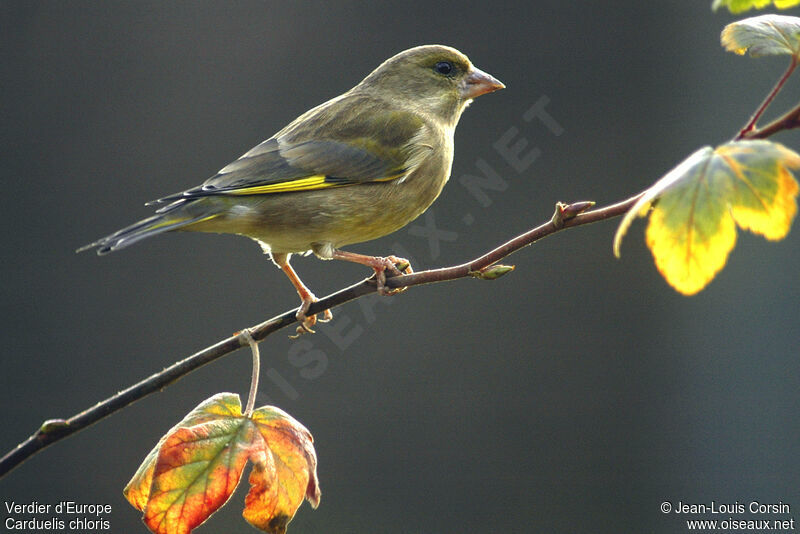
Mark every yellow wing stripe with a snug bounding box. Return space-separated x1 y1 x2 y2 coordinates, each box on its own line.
226 175 335 195
222 171 406 196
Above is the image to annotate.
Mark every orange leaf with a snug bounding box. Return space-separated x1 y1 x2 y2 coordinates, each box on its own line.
124 393 243 511
124 393 319 534
243 406 320 534
144 419 256 534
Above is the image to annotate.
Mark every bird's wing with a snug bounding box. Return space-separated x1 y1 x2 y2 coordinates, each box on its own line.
154 94 428 203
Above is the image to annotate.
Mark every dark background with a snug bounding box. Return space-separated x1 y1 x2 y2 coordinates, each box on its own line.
2 2 799 533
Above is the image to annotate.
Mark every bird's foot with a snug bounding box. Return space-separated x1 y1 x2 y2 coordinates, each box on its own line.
330 249 413 295
290 296 333 338
373 255 413 296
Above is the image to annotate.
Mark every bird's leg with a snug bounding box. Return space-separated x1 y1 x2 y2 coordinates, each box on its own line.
274 255 332 337
331 250 413 295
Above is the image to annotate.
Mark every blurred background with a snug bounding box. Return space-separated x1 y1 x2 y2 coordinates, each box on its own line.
2 2 799 533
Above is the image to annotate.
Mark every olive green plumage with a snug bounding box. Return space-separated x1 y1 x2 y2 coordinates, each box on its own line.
79 45 503 331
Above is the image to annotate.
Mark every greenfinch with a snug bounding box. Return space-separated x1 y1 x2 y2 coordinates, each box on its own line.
79 45 504 334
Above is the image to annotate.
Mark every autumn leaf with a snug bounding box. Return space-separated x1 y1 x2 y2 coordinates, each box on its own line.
124 394 243 512
713 0 800 14
721 14 800 57
614 140 800 295
124 393 319 534
243 407 321 533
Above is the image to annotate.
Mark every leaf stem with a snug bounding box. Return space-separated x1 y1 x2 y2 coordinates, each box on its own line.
240 330 260 417
736 57 797 140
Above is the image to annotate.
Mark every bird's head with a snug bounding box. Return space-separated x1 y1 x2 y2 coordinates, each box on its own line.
358 45 504 127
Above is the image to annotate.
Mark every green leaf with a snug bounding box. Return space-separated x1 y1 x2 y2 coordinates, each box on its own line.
614 140 800 295
124 393 319 534
713 0 800 14
721 14 800 57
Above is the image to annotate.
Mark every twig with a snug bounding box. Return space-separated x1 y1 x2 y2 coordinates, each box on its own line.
743 100 800 140
0 194 641 479
736 57 797 140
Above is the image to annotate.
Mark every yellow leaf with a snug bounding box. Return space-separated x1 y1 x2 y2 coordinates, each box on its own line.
713 0 800 14
614 140 800 295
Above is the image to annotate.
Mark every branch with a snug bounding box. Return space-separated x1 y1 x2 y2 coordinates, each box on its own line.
0 194 641 479
6 75 800 477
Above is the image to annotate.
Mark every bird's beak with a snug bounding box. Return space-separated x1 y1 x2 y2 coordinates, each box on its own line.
461 67 505 99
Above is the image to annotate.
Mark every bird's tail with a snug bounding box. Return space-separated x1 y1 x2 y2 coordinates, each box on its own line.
77 200 220 255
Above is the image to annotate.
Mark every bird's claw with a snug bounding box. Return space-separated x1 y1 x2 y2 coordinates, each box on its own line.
290 321 314 338
289 296 333 338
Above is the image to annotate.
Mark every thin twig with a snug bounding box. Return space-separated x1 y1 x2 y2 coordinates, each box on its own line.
0 193 641 479
736 57 797 140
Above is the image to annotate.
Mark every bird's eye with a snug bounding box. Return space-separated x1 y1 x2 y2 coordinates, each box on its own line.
434 61 454 76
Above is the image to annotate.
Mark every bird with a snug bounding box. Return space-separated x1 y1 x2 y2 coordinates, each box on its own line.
78 44 504 336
